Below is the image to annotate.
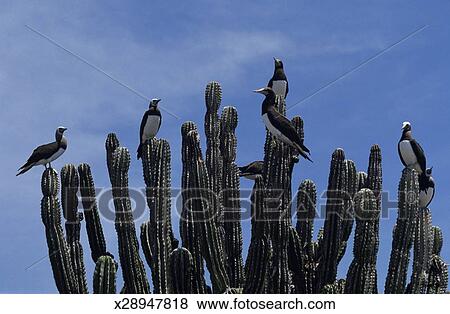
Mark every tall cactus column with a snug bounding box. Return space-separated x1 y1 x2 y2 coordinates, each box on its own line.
61 164 88 294
220 106 244 288
108 140 150 294
204 81 224 228
180 122 207 294
185 130 229 293
427 226 448 293
40 168 76 293
140 138 175 294
345 189 379 293
385 168 419 293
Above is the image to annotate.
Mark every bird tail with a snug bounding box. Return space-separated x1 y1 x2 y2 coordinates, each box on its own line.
137 144 143 160
294 143 313 162
16 162 34 176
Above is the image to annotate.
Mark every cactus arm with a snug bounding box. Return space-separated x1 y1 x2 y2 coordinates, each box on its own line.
384 168 419 293
345 189 379 293
109 143 150 294
40 168 77 293
140 139 174 293
93 255 117 294
220 106 244 288
61 164 88 294
169 248 194 294
77 163 108 262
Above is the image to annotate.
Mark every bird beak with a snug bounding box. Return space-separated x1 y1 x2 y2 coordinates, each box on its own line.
253 88 266 94
273 57 276 61
62 127 68 132
156 98 161 103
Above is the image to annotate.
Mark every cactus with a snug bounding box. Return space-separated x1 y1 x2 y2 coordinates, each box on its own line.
78 163 108 262
32 81 448 295
140 138 175 293
204 81 224 227
244 176 272 293
169 248 193 294
93 255 117 294
427 226 448 294
317 149 347 289
180 122 207 294
345 189 379 293
109 145 150 294
60 164 88 294
220 106 244 288
385 168 419 293
40 168 77 293
184 129 229 293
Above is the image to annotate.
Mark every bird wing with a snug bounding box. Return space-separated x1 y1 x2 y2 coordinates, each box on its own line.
410 139 426 173
139 111 149 144
268 108 302 146
25 142 59 165
247 161 264 174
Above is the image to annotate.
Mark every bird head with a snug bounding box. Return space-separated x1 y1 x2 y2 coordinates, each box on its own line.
401 121 411 132
253 87 275 97
149 98 161 108
55 126 67 141
426 167 433 176
274 57 283 69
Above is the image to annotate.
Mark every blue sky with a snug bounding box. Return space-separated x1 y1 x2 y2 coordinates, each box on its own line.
0 0 449 293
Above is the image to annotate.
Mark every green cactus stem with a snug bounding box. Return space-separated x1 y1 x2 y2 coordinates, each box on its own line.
169 248 194 294
296 179 316 245
357 171 368 191
185 130 229 293
106 133 120 184
345 189 379 294
140 138 175 294
78 163 108 262
220 106 244 288
244 176 272 293
321 279 346 294
40 168 77 293
384 168 419 294
408 207 432 293
61 164 88 294
109 144 150 294
427 226 448 294
180 122 207 294
93 255 117 294
317 148 347 289
204 81 224 227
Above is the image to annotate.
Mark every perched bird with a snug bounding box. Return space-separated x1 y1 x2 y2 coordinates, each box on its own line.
16 126 68 176
268 57 289 99
238 160 264 180
418 167 435 208
254 87 312 162
398 121 426 175
137 98 162 159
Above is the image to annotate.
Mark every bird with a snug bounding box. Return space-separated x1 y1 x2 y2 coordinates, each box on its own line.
254 87 312 162
268 57 289 99
398 121 426 175
418 167 435 208
16 126 68 176
238 160 264 180
137 98 162 159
